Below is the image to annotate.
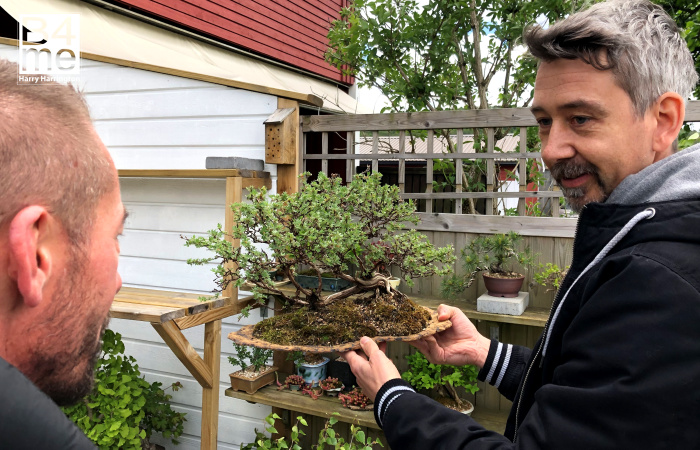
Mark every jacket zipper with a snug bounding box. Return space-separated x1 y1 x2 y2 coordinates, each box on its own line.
513 206 585 443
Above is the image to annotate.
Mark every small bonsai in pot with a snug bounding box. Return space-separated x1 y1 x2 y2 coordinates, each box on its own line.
532 262 569 293
442 231 535 298
228 343 276 394
185 171 454 349
290 352 330 387
338 387 373 411
402 352 479 415
319 377 344 396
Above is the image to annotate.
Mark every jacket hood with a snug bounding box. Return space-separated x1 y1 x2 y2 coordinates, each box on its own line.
607 143 700 205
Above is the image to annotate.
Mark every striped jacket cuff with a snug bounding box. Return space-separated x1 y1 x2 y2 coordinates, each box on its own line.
477 340 513 389
373 378 415 428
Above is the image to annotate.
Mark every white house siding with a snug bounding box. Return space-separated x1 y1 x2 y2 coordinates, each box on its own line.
2 44 279 449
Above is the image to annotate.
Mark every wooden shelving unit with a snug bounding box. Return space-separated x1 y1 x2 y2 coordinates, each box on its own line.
225 385 509 434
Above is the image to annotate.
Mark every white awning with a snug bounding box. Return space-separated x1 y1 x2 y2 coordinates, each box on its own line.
1 0 370 113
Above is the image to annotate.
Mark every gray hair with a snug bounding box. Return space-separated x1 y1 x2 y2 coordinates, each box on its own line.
0 58 115 245
524 0 698 117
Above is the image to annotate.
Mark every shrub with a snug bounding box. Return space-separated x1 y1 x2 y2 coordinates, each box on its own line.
402 352 478 410
62 330 186 450
240 412 382 450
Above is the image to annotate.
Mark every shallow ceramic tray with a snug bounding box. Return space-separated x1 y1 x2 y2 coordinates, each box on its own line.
228 306 452 353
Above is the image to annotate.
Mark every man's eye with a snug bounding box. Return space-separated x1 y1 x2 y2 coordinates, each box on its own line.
536 118 552 127
572 116 590 125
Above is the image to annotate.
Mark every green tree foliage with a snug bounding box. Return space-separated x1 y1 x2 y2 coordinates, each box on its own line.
62 330 186 450
185 172 454 310
326 0 587 113
656 0 700 99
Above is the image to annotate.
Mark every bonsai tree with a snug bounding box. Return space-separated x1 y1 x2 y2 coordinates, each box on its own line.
532 262 569 293
185 171 454 311
402 352 479 412
229 343 273 374
442 231 534 297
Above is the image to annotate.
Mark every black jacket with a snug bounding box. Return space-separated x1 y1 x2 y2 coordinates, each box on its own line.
0 356 96 449
375 198 700 449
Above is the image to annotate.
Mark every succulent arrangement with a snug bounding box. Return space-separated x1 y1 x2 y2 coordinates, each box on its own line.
339 387 373 410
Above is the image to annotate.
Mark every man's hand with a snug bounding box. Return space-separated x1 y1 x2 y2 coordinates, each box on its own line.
341 337 401 402
410 304 490 369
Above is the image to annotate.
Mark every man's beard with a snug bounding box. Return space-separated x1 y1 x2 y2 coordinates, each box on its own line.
549 159 611 212
23 249 111 406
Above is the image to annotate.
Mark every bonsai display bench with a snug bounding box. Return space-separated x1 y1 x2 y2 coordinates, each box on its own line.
225 384 509 434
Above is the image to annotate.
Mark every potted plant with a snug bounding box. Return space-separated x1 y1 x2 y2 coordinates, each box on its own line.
338 387 373 411
402 352 479 415
319 377 344 396
278 374 306 391
185 172 455 351
532 262 569 293
290 351 330 386
228 343 276 395
442 231 535 298
327 356 356 392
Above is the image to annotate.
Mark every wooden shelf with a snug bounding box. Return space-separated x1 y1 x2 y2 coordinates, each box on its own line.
258 282 548 327
225 385 379 429
225 385 509 434
408 293 549 328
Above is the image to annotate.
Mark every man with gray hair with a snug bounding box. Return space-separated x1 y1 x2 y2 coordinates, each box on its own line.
0 58 126 448
343 0 700 448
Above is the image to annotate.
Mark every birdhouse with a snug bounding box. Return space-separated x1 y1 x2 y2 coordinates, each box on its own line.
264 107 296 165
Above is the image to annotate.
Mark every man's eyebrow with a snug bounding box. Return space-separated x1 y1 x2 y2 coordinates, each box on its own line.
530 100 609 117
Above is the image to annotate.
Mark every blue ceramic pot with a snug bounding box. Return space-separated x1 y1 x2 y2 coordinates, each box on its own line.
296 357 330 387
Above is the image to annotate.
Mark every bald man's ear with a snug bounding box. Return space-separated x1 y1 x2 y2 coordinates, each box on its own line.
6 206 56 307
652 92 685 157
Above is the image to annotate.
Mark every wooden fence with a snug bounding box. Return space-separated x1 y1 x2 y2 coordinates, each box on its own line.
301 102 700 218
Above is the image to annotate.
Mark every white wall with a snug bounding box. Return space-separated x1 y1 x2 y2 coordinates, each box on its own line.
1 44 278 449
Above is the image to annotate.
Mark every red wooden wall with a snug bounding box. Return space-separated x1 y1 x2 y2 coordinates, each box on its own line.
108 0 353 85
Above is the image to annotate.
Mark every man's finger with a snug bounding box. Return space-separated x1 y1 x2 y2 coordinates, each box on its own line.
359 336 381 360
341 350 366 371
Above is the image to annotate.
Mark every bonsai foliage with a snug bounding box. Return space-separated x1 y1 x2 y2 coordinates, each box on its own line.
402 352 479 410
229 343 273 373
442 231 534 297
240 412 382 450
185 171 454 311
532 263 570 293
62 330 185 450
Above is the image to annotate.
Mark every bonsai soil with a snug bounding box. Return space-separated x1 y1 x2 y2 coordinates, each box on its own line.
229 290 451 352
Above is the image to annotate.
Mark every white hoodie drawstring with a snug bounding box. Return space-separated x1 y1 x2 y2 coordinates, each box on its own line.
542 208 656 358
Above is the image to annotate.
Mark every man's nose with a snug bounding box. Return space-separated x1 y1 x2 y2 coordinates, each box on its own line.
541 123 576 167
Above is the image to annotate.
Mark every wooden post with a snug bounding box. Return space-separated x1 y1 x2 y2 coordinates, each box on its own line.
486 128 495 215
426 130 434 213
455 129 464 214
346 131 355 184
518 127 528 216
276 98 301 194
223 176 242 302
201 320 222 450
371 131 379 173
321 132 328 176
398 130 406 194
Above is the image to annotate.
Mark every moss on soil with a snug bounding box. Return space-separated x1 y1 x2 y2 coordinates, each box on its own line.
252 291 430 346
